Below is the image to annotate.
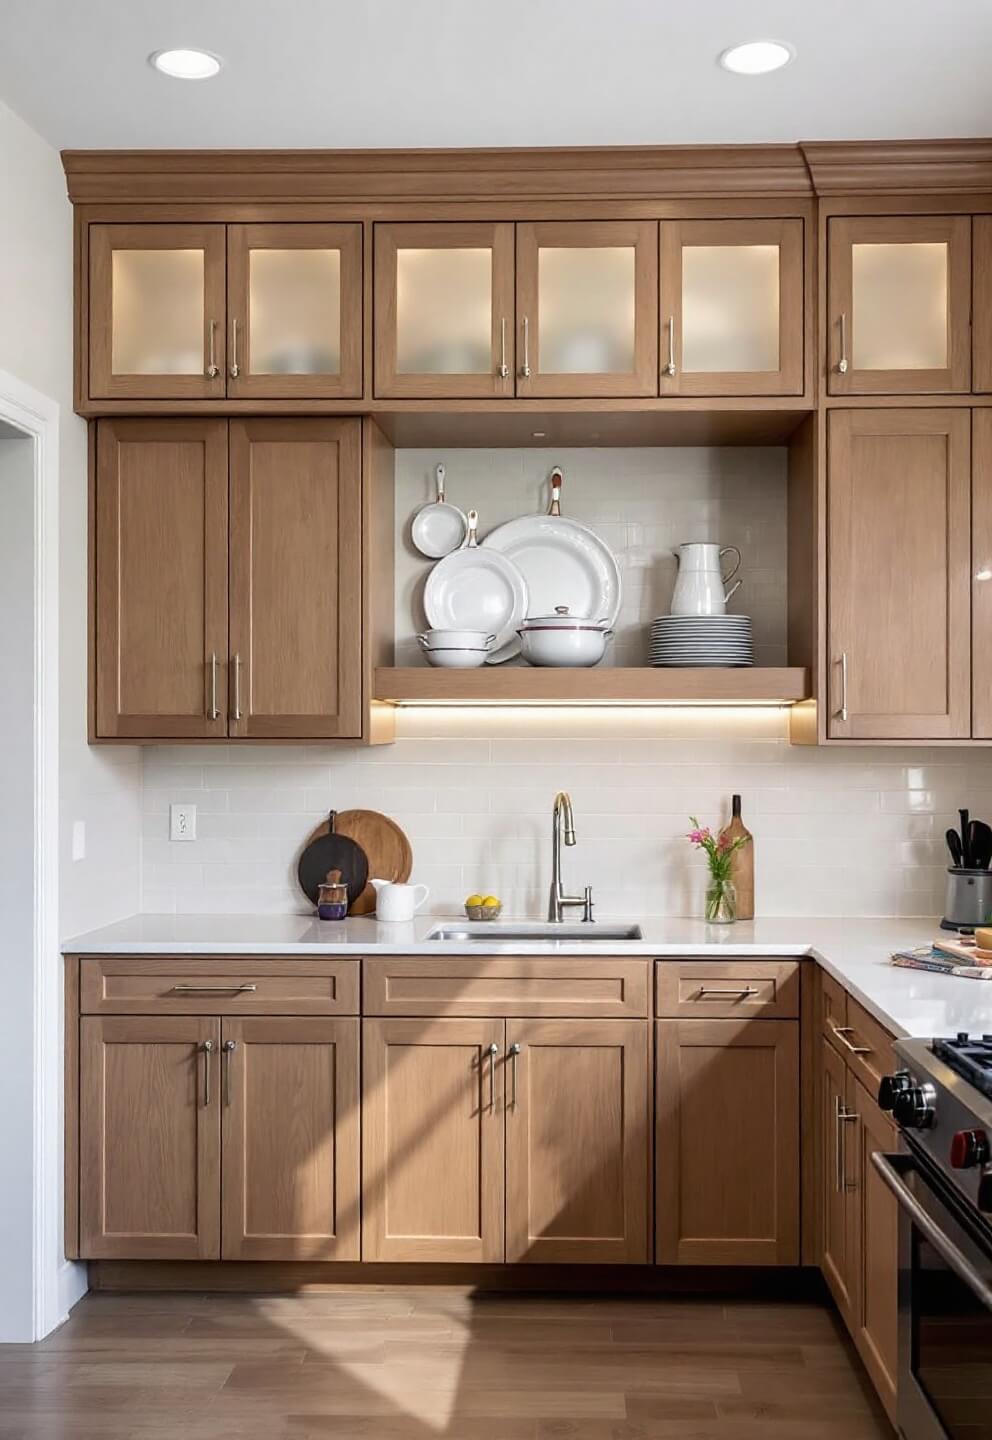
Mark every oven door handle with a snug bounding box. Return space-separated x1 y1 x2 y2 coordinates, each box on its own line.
871 1151 992 1312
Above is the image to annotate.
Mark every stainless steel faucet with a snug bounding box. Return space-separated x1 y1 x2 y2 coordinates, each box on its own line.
548 791 594 923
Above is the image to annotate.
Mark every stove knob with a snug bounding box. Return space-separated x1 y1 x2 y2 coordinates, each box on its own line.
893 1082 938 1129
950 1129 990 1169
878 1071 913 1111
979 1173 992 1216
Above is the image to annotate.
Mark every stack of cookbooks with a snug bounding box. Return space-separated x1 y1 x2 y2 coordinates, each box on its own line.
892 935 992 980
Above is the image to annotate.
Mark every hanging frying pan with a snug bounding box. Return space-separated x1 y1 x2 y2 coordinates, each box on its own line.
297 811 369 909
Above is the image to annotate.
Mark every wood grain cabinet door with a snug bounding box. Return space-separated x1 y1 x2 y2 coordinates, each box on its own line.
850 1077 899 1425
227 223 363 400
827 408 971 740
976 217 992 394
828 216 971 395
95 418 229 739
228 418 363 739
820 1036 857 1319
79 1015 220 1260
516 221 658 398
374 222 515 399
362 1018 505 1262
656 1019 799 1266
88 223 227 400
220 1018 360 1261
659 219 803 396
505 1019 649 1264
974 410 992 736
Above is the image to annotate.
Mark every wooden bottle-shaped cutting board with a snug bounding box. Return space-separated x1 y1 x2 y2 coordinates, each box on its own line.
720 794 754 920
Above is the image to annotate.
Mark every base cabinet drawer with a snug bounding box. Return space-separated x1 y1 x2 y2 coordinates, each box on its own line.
656 959 800 1019
79 957 360 1015
656 1018 800 1265
364 957 649 1018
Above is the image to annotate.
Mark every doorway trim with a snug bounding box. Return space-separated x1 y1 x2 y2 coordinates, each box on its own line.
0 369 62 1339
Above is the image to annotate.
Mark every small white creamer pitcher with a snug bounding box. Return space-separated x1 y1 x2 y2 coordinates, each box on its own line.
670 542 742 616
371 878 430 923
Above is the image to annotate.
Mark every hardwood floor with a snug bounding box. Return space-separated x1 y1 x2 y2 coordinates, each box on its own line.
0 1288 893 1439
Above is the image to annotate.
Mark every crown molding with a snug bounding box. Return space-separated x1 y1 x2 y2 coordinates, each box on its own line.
801 139 992 194
61 144 814 205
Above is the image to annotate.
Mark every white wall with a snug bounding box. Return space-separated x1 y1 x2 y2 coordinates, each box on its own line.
140 446 992 922
0 97 141 1336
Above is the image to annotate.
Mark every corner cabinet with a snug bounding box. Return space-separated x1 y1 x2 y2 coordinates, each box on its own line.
88 222 363 401
93 416 363 740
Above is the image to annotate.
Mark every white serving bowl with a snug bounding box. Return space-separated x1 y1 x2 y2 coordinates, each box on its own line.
517 608 613 667
418 628 495 650
421 646 491 669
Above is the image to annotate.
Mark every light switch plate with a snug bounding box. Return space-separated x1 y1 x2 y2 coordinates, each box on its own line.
170 803 197 842
71 820 86 862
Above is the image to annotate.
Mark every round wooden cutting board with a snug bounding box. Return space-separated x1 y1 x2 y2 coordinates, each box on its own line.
333 809 413 914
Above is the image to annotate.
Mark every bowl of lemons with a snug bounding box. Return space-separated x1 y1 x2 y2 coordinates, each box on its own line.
465 893 502 921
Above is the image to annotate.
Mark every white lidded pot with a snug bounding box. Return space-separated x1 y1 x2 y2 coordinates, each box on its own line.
517 606 614 667
371 878 430 922
670 542 742 616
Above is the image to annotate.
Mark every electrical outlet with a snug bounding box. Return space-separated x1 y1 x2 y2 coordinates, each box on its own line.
71 820 86 862
170 803 197 842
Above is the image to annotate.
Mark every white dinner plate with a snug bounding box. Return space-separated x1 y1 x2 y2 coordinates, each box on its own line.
482 514 621 663
424 546 528 657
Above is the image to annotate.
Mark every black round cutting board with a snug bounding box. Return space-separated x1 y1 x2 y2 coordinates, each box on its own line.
297 811 369 909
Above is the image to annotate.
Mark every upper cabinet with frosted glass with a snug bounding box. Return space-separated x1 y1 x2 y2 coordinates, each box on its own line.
88 222 362 400
374 223 515 399
827 216 971 394
658 220 804 396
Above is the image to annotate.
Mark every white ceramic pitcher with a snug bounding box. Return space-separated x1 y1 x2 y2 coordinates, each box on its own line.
371 878 430 922
670 542 742 616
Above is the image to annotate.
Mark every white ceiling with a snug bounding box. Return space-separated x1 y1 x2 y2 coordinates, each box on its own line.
1 0 991 152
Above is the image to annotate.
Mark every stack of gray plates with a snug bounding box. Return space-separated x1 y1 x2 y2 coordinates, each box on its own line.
649 615 754 667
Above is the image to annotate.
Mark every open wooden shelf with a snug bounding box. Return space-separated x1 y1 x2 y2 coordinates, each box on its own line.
374 666 811 705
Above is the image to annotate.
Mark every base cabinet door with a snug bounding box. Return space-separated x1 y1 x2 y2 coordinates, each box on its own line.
820 1036 857 1317
221 1017 360 1261
656 1019 799 1265
362 1018 505 1262
850 1077 899 1425
79 1016 220 1260
506 1020 648 1263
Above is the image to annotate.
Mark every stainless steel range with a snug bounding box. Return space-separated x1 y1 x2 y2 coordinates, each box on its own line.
877 1034 992 1440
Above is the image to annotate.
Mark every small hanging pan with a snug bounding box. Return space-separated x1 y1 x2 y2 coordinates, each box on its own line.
411 463 468 559
297 811 369 909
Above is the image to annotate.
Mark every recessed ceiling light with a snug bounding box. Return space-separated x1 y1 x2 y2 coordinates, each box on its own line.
719 40 795 75
149 48 222 80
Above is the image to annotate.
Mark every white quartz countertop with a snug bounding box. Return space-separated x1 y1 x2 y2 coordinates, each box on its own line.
61 912 992 1042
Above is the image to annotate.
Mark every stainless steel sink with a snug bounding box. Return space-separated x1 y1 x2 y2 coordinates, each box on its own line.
426 922 643 943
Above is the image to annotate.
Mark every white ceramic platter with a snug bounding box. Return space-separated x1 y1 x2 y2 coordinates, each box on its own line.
482 515 622 663
424 547 528 657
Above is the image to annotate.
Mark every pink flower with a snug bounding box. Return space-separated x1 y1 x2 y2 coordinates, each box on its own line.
687 826 711 845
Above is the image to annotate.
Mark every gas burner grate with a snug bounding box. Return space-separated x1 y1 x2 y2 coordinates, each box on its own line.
932 1034 992 1102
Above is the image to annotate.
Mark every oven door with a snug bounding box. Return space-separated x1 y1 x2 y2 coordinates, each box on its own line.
873 1150 992 1440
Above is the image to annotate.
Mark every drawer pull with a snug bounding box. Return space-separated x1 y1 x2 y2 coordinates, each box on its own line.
170 983 258 995
831 1024 872 1057
695 986 759 1000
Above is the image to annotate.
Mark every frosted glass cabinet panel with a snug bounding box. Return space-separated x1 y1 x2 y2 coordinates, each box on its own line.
375 223 514 398
89 224 227 399
228 224 362 399
517 222 658 397
659 220 804 396
828 216 971 394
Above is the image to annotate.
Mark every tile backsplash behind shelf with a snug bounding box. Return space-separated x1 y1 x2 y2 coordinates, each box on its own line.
393 447 788 666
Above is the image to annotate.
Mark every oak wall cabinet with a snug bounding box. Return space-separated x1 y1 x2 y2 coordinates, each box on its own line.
658 218 804 397
976 217 992 393
827 216 972 395
94 416 364 740
826 408 971 740
89 222 363 401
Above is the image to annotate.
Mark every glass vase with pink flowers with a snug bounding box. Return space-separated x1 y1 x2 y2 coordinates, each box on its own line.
687 816 751 924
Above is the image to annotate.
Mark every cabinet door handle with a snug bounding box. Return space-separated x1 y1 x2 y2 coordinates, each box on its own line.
836 652 849 723
830 1024 872 1057
520 316 531 379
664 314 677 376
498 317 509 379
230 317 240 378
696 986 759 1000
232 653 242 721
207 319 220 378
222 1039 237 1106
837 312 849 374
170 983 258 994
834 1095 858 1192
487 1041 500 1112
208 652 219 720
202 1039 214 1107
508 1042 521 1108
